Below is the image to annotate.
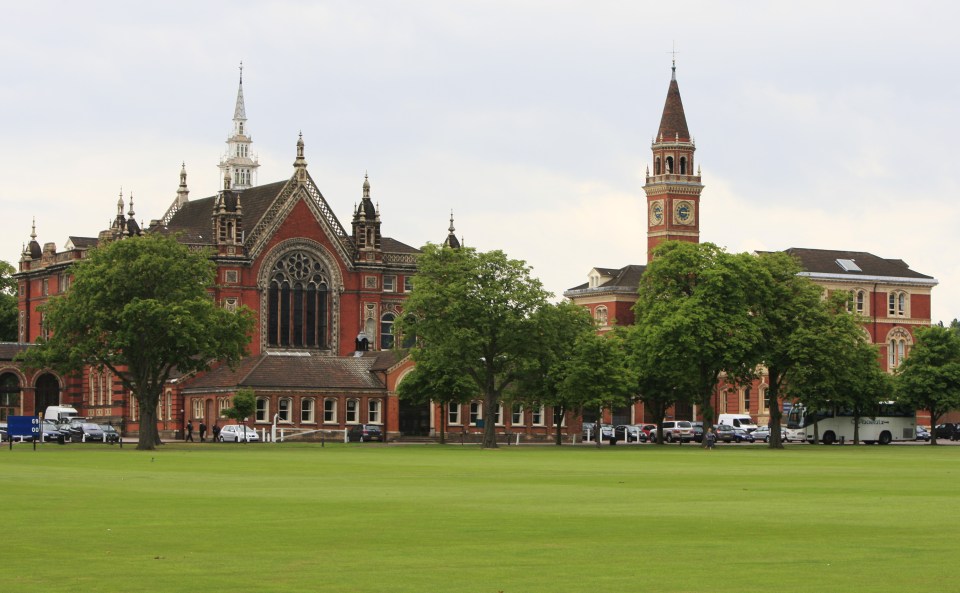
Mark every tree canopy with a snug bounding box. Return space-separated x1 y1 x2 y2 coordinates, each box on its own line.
398 244 550 448
896 324 960 444
632 242 766 439
0 261 17 342
21 233 254 450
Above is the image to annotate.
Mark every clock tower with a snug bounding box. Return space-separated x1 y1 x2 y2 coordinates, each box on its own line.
644 61 704 262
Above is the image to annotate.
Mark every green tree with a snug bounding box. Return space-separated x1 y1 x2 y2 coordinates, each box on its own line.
396 356 475 444
222 388 257 442
632 242 765 443
0 261 17 342
555 331 637 447
786 292 889 444
896 325 960 444
21 234 254 450
623 324 698 445
514 301 595 445
398 244 550 448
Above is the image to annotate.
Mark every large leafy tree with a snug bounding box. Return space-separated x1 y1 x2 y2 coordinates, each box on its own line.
786 291 889 444
896 325 960 444
555 331 637 447
396 356 476 444
514 301 595 445
398 244 550 449
623 323 698 445
632 242 765 441
0 261 17 341
21 234 254 450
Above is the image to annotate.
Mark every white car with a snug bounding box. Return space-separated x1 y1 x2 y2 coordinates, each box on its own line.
218 424 260 442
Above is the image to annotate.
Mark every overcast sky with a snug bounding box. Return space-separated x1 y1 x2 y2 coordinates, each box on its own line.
2 1 958 323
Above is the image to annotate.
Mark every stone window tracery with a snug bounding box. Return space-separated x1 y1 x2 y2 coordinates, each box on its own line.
267 251 330 348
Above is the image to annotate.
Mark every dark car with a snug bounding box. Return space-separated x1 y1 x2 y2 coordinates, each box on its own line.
714 424 753 443
348 424 384 443
72 423 105 442
691 422 704 443
934 423 960 440
40 420 66 442
614 425 645 443
100 424 121 443
581 422 614 442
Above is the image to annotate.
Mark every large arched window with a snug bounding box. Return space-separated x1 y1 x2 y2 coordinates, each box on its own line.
380 312 395 350
267 252 330 348
0 373 21 421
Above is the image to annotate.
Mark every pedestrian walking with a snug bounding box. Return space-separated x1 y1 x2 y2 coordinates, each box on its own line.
185 420 194 442
705 427 716 450
212 422 220 442
199 421 207 442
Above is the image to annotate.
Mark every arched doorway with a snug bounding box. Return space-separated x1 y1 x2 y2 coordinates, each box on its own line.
35 373 61 414
0 372 21 420
398 400 431 436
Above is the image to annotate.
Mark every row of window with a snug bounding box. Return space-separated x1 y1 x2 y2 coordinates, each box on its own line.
381 275 413 293
849 289 910 318
447 402 552 427
252 397 383 425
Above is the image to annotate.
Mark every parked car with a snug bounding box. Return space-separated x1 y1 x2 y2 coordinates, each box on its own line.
614 425 645 442
732 427 756 443
348 424 384 442
915 426 931 441
691 422 704 443
582 422 614 441
660 421 694 443
934 423 960 440
751 426 787 443
100 424 121 443
218 424 260 442
639 424 658 442
40 420 66 442
72 423 105 442
713 424 753 443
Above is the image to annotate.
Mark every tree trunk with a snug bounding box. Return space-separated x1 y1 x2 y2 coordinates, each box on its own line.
767 369 784 449
553 407 563 446
482 390 498 449
439 401 446 445
136 390 162 450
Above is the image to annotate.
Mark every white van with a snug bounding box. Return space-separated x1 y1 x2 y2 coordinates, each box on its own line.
717 414 758 433
44 405 79 423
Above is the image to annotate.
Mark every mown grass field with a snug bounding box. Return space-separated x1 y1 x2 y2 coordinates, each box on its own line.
1 442 957 593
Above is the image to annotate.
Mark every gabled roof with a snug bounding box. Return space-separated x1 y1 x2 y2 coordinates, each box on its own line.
180 352 388 393
782 248 936 284
162 180 288 244
564 264 647 296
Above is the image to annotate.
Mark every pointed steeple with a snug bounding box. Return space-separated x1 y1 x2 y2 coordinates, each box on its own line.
643 60 703 262
219 62 259 190
352 172 382 259
443 210 461 249
234 61 247 120
657 59 691 143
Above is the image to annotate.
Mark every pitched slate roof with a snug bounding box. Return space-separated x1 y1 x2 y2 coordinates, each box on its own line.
782 248 936 283
162 180 288 244
180 352 388 393
564 264 647 296
0 343 32 361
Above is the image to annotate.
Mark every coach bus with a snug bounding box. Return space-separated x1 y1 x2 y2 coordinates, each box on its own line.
785 401 916 445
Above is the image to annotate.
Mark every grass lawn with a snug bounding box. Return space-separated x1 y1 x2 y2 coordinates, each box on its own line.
1 442 957 593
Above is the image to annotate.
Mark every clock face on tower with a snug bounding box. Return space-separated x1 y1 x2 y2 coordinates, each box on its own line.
674 200 695 225
649 200 664 226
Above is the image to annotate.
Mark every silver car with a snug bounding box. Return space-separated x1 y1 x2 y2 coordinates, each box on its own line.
218 424 260 442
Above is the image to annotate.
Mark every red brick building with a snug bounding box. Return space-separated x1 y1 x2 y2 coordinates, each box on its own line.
565 62 938 427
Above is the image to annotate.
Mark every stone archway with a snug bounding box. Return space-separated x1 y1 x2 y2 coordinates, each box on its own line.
0 372 21 420
398 400 431 436
35 373 61 414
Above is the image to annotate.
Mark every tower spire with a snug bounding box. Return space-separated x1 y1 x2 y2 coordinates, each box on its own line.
643 61 703 262
219 62 259 190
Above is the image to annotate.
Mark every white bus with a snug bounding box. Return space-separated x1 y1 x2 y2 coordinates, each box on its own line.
785 402 916 445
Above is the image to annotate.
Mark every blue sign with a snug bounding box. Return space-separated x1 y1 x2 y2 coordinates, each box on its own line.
7 416 39 438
